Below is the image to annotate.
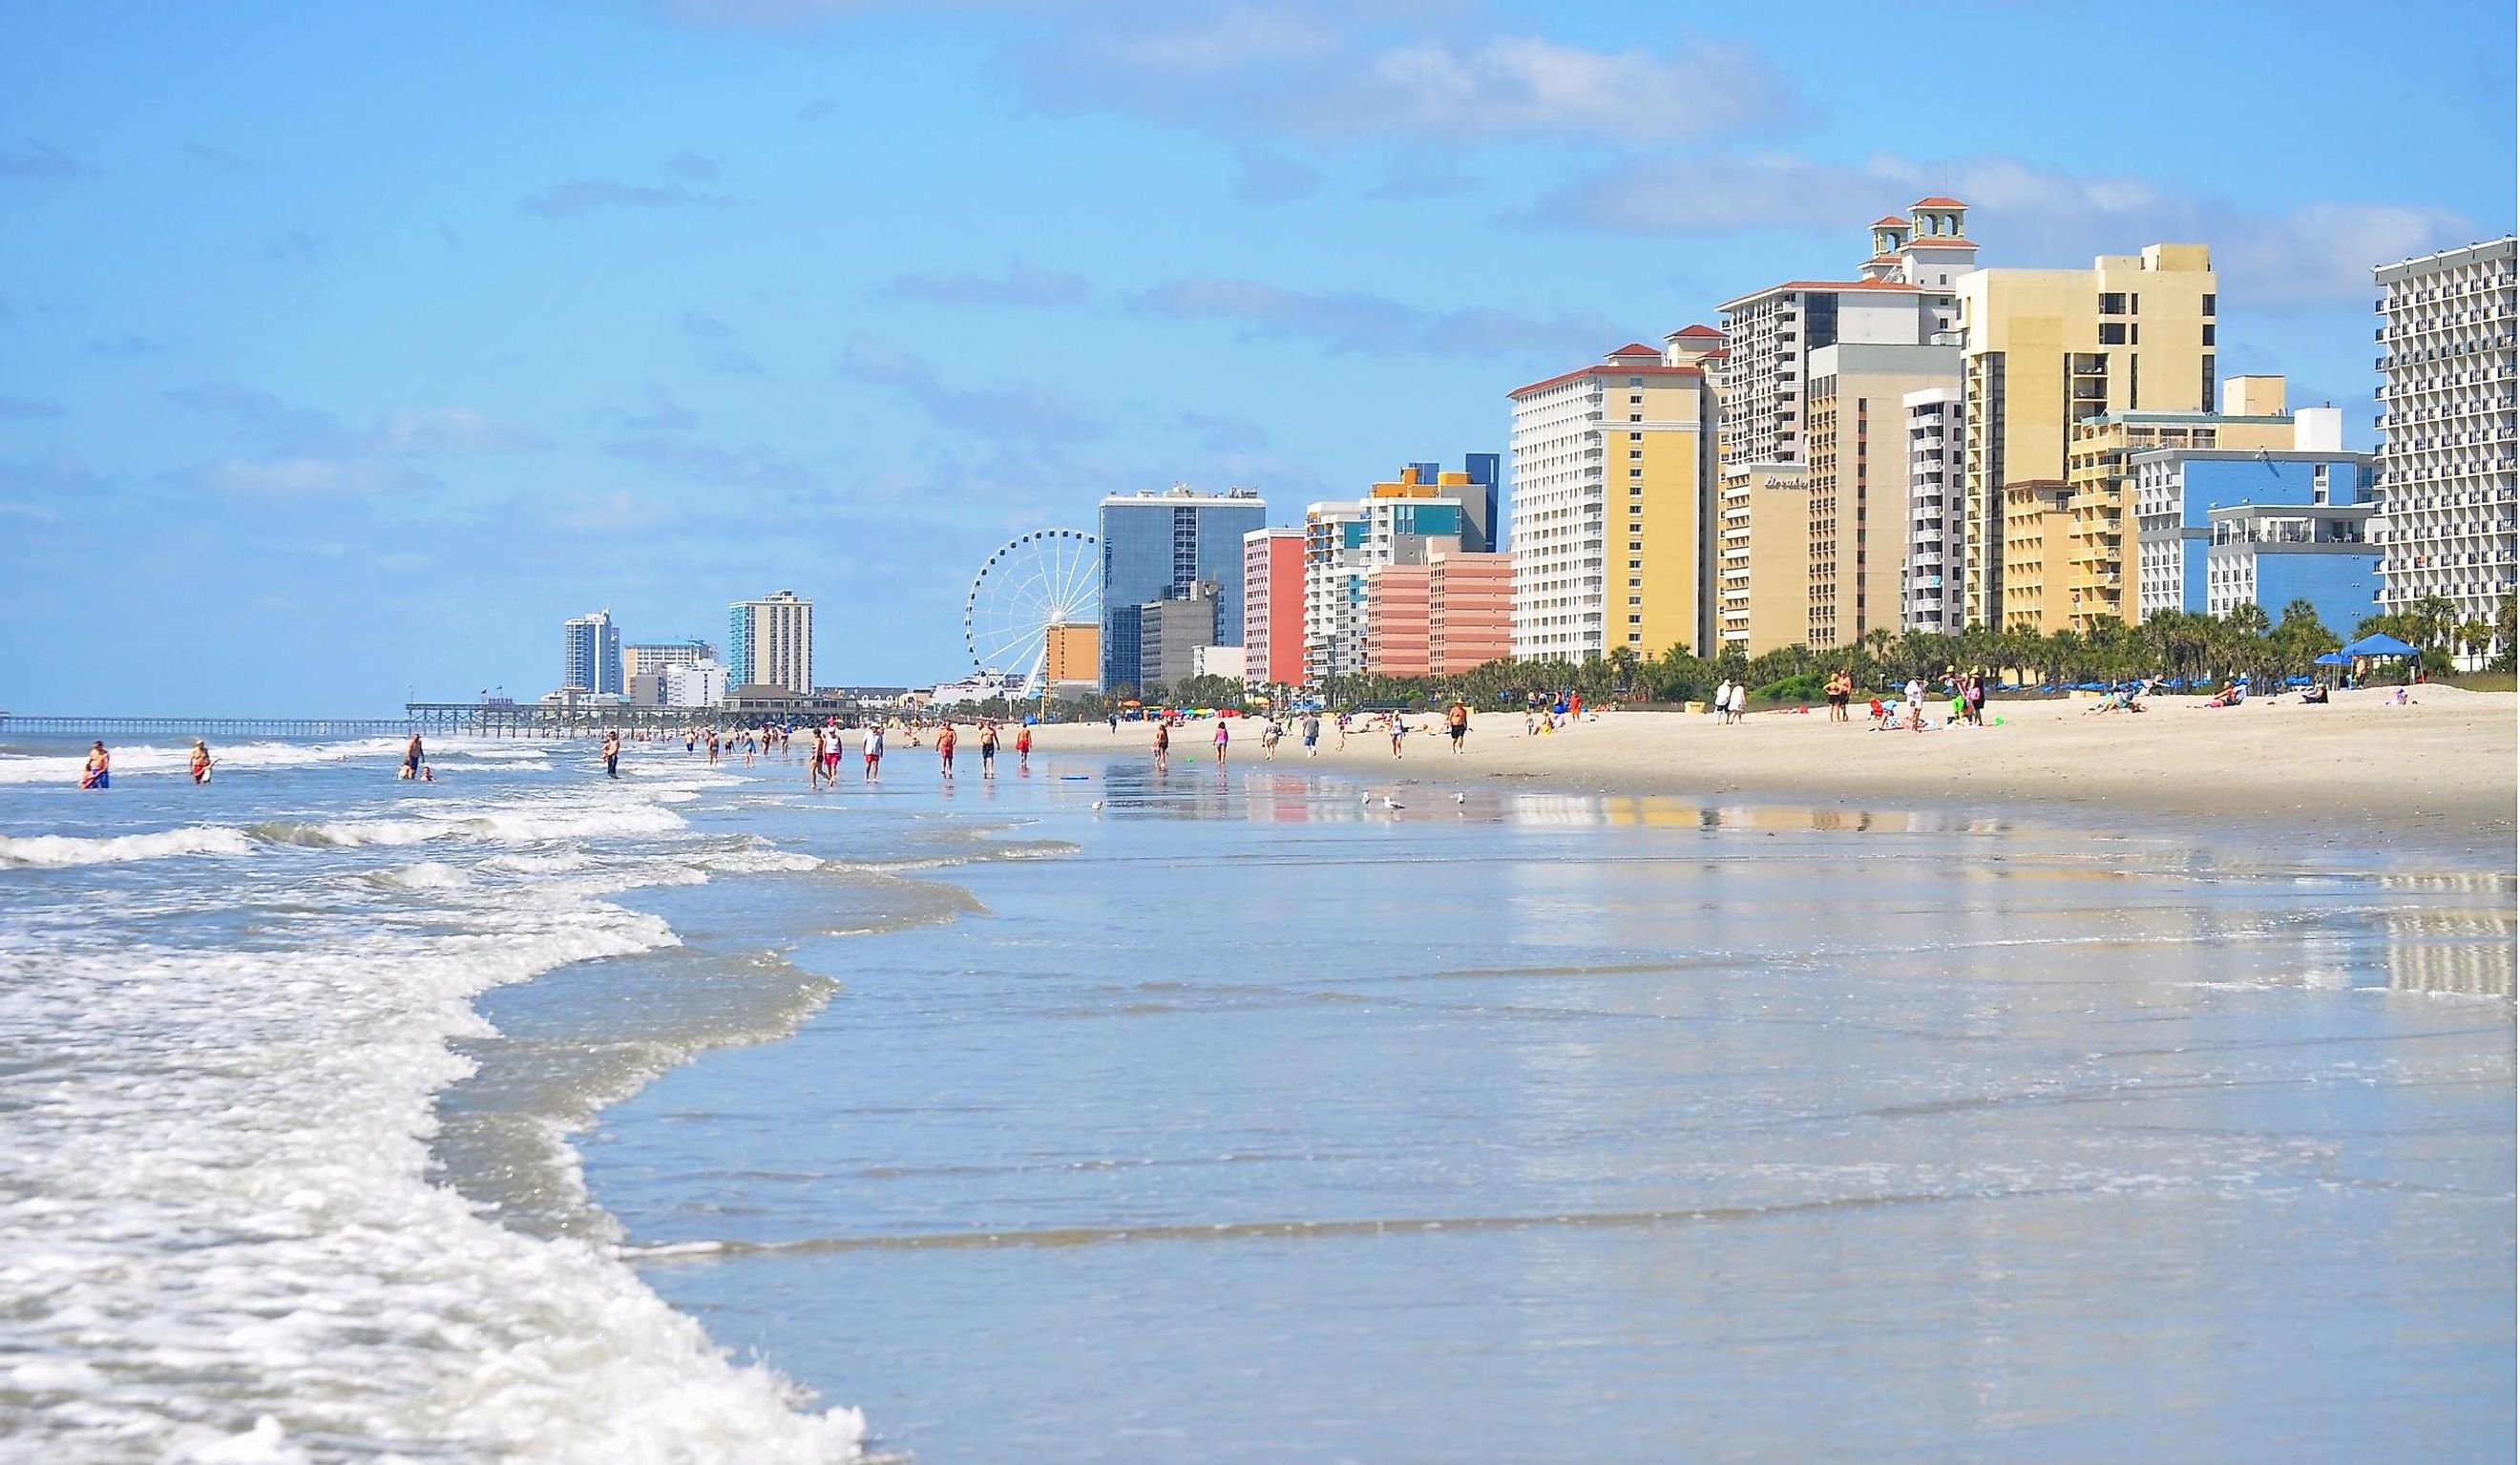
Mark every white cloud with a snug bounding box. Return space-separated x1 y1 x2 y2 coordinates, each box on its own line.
1537 152 2482 306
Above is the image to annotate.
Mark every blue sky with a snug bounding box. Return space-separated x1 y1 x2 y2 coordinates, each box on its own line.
2 0 2510 713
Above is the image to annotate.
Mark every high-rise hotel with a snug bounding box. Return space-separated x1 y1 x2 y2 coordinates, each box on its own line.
2370 237 2518 650
1097 486 1265 693
1509 336 1721 662
727 589 813 696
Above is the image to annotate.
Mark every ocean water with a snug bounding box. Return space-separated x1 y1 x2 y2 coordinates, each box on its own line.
3 734 2511 1462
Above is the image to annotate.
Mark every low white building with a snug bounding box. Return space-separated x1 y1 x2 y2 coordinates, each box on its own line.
630 661 729 709
1190 644 1246 680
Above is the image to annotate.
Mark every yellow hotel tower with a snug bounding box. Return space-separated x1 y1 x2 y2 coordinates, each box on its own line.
1958 243 2219 632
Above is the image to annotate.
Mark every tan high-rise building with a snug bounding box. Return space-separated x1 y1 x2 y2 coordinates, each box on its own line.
1716 463 1814 655
1712 200 1973 653
1958 242 2219 631
1804 343 1963 648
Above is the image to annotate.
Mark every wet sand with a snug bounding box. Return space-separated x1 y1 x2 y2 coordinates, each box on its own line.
1027 686 2517 858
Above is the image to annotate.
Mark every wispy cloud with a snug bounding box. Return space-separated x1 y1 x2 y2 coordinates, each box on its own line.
877 262 1093 308
188 457 442 497
262 230 323 265
1233 150 1320 205
1124 277 1618 357
666 151 724 181
838 337 1105 443
604 434 822 490
0 395 62 420
521 178 732 218
179 141 251 171
1010 13 1797 145
167 383 549 460
1536 152 2482 307
87 333 161 357
656 4 1797 147
679 310 736 339
0 138 86 178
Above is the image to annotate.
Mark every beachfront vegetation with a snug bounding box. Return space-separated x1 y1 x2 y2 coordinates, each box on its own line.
1036 594 2520 719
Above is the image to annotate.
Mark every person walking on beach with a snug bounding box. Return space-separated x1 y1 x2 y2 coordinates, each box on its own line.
808 726 829 789
1302 713 1321 756
704 729 721 766
1152 719 1170 771
863 723 884 782
600 728 621 780
80 741 111 789
1389 716 1409 758
937 722 958 778
189 738 213 785
1212 718 1229 765
1903 677 1928 732
1016 722 1033 771
979 720 998 779
1445 701 1469 755
401 731 425 780
1335 711 1350 750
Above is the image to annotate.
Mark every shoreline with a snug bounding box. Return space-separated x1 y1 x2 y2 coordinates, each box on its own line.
1021 686 2517 868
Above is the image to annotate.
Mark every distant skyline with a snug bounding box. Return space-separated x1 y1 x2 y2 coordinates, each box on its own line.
2 0 2511 713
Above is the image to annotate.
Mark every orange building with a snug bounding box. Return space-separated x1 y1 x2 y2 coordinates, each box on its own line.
1241 527 1306 688
1426 551 1512 673
1363 562 1434 678
1043 621 1099 686
1365 550 1512 678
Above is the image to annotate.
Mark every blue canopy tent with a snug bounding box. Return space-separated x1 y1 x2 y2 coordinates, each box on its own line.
2313 651 2353 665
2342 632 2417 658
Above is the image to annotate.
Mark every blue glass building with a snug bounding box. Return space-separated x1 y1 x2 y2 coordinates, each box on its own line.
561 610 622 696
2133 449 2379 633
1097 489 1267 691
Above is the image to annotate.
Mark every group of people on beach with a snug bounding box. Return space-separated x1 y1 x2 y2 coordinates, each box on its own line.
74 738 233 788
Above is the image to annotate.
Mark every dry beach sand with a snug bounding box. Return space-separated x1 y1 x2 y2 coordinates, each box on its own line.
1027 686 2518 859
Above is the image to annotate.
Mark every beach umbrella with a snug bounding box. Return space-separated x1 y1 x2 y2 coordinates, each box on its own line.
2313 651 2352 665
2342 632 2416 658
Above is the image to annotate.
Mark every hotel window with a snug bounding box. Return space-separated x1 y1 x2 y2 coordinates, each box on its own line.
1628 558 1642 569
2201 293 2216 316
2099 292 2128 315
1630 469 1644 478
2201 324 2216 345
1628 431 1643 442
1628 596 1642 606
1628 450 1643 460
2099 323 2128 345
1628 394 1644 405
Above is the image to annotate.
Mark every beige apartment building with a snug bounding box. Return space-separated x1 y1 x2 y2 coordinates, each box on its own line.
1959 243 2219 631
1804 343 1963 648
1715 462 1814 654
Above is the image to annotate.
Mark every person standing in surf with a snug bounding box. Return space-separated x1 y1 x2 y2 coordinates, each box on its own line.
979 720 998 779
401 731 424 781
189 739 213 785
1152 719 1169 771
1212 718 1229 765
600 728 622 781
1016 722 1033 771
80 741 111 789
863 722 884 782
937 721 958 778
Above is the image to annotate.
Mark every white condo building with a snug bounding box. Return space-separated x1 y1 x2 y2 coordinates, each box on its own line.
2371 237 2518 649
1902 387 1964 633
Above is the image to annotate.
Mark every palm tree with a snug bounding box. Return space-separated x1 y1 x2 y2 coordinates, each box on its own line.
2457 619 2494 668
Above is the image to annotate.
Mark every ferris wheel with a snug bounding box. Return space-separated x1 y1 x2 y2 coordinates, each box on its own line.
965 528 1101 697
